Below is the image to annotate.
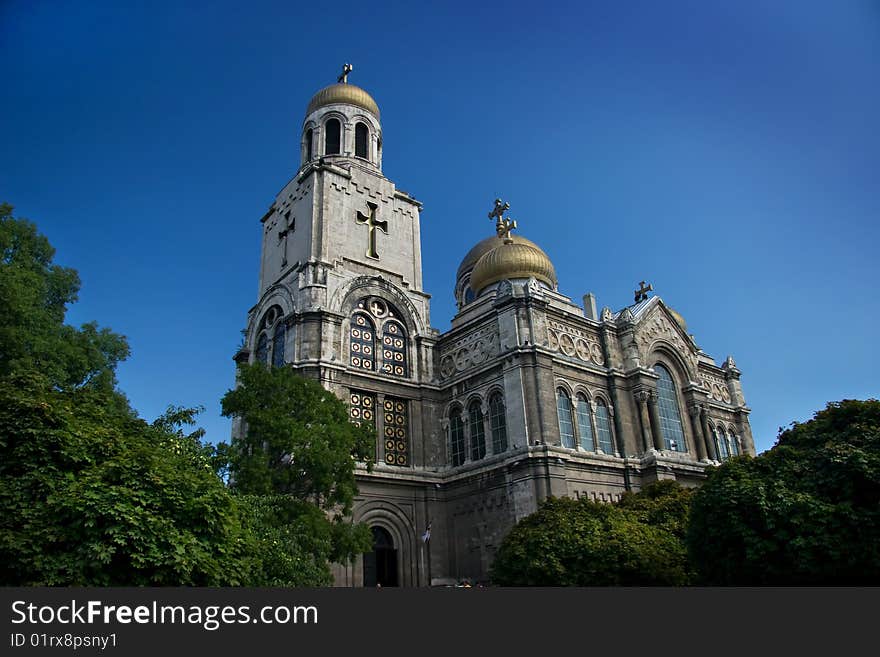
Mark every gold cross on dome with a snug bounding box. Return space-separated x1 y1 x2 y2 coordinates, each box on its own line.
338 63 353 84
634 280 653 303
356 201 388 259
488 198 517 243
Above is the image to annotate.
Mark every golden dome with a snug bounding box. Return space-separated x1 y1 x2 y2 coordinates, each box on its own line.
457 234 541 280
470 240 557 293
306 83 380 118
667 306 688 333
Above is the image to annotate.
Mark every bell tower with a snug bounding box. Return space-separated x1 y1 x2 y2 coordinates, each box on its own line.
244 65 432 385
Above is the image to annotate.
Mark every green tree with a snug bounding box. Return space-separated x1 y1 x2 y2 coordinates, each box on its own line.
0 204 129 391
0 373 255 585
218 363 375 584
0 205 255 585
687 399 880 585
490 482 693 586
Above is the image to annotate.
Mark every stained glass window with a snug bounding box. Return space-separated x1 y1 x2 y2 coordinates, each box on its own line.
450 408 465 467
272 324 285 368
469 400 486 461
349 391 375 427
576 394 595 451
595 400 614 453
655 364 687 452
489 393 507 454
557 389 575 449
350 313 375 371
256 333 269 365
381 321 407 377
382 398 408 466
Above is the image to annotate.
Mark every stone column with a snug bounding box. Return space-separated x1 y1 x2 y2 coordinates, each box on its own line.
481 400 492 457
588 400 600 453
634 391 654 453
688 404 707 461
700 406 718 461
647 391 665 451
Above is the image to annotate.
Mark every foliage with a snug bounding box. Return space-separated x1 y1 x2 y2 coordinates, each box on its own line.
218 363 375 575
0 373 254 585
490 482 693 586
0 204 129 391
687 399 880 585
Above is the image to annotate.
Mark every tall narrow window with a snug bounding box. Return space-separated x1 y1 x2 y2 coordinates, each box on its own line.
714 425 730 460
489 393 507 454
450 408 465 467
325 118 341 155
655 364 687 452
272 323 285 367
350 391 376 462
729 430 741 456
469 400 486 461
557 389 575 449
350 313 376 371
255 333 269 365
355 122 369 158
381 321 407 377
576 394 595 451
595 400 614 454
305 128 313 161
383 398 409 466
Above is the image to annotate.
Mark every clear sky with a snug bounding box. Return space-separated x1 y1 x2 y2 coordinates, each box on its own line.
2 0 878 454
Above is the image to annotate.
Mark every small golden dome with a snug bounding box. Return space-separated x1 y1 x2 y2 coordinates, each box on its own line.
470 240 557 293
457 234 541 281
306 83 380 118
667 306 688 333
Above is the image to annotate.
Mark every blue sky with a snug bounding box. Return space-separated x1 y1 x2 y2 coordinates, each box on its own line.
2 0 877 454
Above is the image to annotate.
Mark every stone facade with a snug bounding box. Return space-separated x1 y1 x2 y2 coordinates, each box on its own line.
234 78 754 587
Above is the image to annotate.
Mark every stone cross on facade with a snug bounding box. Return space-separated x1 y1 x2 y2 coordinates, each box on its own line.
634 280 653 303
488 198 517 243
356 201 387 259
338 63 353 84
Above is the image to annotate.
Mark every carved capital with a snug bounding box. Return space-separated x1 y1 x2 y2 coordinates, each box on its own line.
634 390 650 404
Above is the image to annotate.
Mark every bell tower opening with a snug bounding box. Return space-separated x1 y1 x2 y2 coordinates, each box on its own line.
363 526 398 587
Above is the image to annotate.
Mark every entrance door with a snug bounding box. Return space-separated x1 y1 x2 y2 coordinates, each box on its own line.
363 526 398 587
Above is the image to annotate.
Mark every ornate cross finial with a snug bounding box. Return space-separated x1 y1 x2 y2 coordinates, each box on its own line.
338 63 353 84
488 198 517 243
356 201 388 259
634 280 653 303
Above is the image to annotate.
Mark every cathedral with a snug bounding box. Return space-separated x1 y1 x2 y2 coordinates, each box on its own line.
234 67 755 587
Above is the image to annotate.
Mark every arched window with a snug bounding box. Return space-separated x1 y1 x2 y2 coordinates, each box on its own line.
381 321 407 377
355 122 369 158
272 323 285 368
655 364 687 452
489 393 507 454
575 394 595 451
305 128 313 161
464 286 475 304
557 389 575 448
325 118 341 155
729 430 741 456
595 400 614 454
714 425 730 460
469 400 486 461
450 408 465 467
350 313 376 371
255 332 269 365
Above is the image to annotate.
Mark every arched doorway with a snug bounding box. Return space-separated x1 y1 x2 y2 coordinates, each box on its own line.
363 526 398 587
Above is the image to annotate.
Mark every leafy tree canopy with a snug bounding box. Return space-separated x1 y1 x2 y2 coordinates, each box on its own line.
0 372 254 585
490 481 694 586
687 399 880 585
218 363 375 581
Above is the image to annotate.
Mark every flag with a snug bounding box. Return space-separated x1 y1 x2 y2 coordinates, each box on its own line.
421 522 431 543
